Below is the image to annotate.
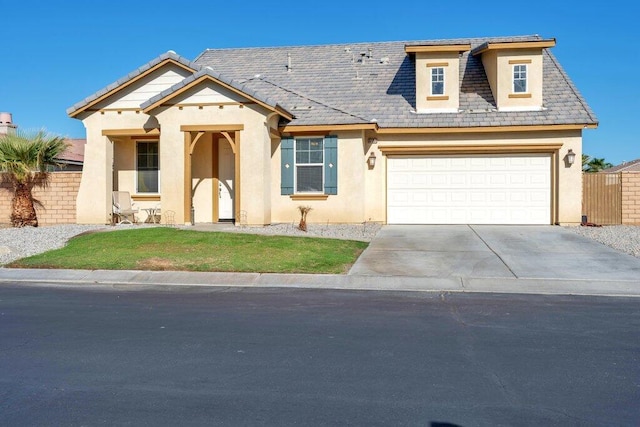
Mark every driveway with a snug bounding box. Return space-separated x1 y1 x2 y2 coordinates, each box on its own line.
349 225 640 281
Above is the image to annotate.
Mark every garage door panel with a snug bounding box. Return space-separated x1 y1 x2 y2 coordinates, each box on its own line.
387 154 551 225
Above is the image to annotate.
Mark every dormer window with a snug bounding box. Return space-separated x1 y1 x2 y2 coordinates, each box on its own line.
431 67 445 95
405 43 470 113
513 64 527 93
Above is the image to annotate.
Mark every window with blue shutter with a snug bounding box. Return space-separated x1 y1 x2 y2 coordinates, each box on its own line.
280 137 294 195
281 135 338 195
324 135 337 195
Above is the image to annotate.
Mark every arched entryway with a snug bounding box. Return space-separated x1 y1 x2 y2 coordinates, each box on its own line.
182 125 242 225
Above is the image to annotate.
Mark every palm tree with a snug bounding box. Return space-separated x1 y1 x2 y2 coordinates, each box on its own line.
0 130 68 227
585 157 613 173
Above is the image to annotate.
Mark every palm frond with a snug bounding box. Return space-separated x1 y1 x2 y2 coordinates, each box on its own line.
0 129 69 185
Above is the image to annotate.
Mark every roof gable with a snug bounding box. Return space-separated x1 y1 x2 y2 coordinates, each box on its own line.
67 51 200 118
141 67 293 119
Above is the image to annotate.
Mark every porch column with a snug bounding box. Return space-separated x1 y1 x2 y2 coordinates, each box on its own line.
234 130 241 225
76 131 113 224
184 130 206 224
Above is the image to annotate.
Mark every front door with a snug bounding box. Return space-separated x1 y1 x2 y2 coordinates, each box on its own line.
218 143 235 220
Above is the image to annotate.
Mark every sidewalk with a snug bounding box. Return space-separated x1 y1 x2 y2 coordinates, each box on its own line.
0 268 639 297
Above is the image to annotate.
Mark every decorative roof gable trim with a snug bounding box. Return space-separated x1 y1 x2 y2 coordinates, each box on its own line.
376 123 596 135
405 44 471 53
280 123 378 133
471 39 556 56
141 69 293 120
67 52 199 118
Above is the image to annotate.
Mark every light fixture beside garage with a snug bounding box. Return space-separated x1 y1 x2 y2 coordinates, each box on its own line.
565 149 576 166
367 152 377 169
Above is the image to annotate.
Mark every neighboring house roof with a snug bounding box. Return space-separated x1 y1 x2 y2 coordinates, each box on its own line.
58 138 85 164
195 35 598 128
602 159 640 173
68 35 598 130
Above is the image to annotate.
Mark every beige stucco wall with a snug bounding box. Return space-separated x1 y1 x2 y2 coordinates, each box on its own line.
270 130 371 224
77 111 154 223
481 49 543 111
415 52 460 112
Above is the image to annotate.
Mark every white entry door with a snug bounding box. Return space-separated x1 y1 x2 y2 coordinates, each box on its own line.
218 143 235 220
387 154 551 225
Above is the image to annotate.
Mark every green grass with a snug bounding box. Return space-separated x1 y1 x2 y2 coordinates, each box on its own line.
8 228 368 274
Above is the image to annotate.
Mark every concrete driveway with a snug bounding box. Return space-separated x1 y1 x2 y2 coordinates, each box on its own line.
349 225 640 281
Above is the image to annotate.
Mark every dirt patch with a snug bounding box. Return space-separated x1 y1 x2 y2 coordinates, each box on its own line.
136 257 177 270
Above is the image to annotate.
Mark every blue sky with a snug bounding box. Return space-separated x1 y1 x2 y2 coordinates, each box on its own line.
0 0 636 164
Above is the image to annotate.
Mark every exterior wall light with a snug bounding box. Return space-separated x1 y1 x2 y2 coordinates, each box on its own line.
367 152 377 169
566 149 576 166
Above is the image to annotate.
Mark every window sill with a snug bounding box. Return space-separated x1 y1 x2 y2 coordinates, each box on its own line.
509 93 532 98
132 194 161 201
426 95 449 101
290 194 329 201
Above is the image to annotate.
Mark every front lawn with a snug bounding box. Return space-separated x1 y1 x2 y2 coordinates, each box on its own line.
8 228 368 274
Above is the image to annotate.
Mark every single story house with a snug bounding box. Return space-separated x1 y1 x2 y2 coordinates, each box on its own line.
68 35 597 226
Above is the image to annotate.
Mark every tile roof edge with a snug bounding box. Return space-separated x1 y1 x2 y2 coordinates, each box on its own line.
194 34 544 56
545 50 599 125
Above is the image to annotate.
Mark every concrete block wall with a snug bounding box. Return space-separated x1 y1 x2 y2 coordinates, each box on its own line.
0 172 83 226
622 172 640 225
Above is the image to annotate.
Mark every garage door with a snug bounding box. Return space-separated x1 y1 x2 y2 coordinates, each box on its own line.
387 154 551 224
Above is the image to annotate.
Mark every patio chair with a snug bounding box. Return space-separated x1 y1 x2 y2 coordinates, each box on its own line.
112 191 139 225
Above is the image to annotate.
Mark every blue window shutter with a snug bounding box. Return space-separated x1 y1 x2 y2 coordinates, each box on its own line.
324 135 338 195
281 137 294 195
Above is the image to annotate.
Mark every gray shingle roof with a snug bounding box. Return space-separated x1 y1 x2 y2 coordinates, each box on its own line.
67 51 201 116
194 35 598 128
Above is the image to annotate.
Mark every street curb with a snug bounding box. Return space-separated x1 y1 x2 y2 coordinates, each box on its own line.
0 268 639 298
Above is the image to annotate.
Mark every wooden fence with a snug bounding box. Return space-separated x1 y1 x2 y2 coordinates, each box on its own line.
582 173 622 225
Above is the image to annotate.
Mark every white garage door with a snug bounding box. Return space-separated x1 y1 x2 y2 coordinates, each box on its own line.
387 154 551 224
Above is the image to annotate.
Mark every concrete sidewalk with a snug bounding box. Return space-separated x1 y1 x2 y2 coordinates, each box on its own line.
0 268 639 297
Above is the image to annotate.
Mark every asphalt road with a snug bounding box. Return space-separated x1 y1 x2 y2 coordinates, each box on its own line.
0 284 638 426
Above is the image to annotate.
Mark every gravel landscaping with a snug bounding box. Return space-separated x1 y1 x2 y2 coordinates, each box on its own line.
0 222 382 266
566 225 640 258
0 224 108 265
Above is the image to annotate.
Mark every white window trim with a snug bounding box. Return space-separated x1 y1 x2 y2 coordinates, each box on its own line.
513 64 528 93
135 140 160 194
430 67 445 96
294 136 324 194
